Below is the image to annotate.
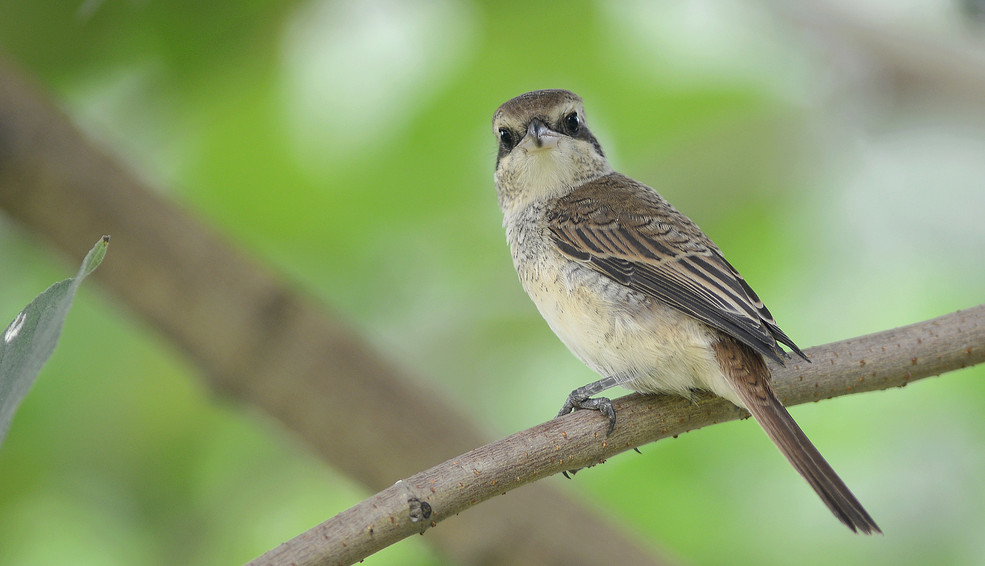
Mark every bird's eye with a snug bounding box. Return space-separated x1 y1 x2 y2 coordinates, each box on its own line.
564 112 580 134
498 128 515 149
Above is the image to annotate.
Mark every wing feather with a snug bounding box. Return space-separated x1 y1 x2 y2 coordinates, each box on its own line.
547 173 806 363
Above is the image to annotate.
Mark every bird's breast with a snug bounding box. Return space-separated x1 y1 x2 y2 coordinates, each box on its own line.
504 209 733 401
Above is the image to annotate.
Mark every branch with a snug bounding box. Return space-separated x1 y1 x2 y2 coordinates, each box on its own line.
785 3 985 108
0 54 678 566
250 305 985 566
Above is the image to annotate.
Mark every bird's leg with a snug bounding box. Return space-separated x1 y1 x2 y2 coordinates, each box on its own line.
557 375 621 434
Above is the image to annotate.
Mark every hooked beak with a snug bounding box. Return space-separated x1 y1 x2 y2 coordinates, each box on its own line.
521 118 560 151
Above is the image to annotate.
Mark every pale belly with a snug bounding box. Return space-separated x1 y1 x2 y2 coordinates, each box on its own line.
507 217 741 405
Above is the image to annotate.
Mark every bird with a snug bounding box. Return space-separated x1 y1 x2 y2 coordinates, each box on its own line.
492 88 879 534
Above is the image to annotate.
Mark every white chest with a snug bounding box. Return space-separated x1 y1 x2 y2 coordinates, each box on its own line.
503 207 733 402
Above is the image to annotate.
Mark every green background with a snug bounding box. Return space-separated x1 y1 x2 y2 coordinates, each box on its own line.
2 1 985 564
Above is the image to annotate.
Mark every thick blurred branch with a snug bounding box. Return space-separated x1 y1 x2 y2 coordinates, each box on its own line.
787 2 985 108
252 305 985 566
0 56 674 566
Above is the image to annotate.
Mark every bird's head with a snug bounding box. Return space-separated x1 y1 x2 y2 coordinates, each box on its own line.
493 89 611 215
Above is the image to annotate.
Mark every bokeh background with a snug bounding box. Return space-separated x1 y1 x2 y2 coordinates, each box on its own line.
2 1 985 564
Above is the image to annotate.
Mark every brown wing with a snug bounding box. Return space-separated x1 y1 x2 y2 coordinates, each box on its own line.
547 173 806 364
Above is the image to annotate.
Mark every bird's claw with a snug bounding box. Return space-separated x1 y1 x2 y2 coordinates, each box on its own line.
557 394 616 435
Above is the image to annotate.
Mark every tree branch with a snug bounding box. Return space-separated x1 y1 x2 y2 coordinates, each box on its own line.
0 54 679 566
785 3 985 109
249 305 985 566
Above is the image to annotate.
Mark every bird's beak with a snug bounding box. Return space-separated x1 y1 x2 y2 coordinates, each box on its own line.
522 118 560 151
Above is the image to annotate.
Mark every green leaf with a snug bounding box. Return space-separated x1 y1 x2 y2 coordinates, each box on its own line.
0 236 110 445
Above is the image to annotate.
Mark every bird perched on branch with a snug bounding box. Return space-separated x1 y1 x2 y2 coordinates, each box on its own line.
492 89 879 534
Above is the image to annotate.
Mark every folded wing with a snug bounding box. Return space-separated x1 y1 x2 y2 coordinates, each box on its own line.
547 173 806 364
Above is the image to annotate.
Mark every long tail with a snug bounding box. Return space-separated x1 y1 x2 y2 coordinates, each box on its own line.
713 338 881 534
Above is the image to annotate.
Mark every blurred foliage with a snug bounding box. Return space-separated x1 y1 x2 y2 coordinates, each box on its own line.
0 237 108 446
1 1 984 565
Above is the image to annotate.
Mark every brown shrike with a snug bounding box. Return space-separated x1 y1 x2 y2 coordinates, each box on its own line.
492 89 879 534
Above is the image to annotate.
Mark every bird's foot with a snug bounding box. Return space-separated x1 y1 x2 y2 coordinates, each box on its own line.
557 393 616 435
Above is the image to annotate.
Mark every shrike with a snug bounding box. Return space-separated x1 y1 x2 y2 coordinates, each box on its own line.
492 89 879 534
